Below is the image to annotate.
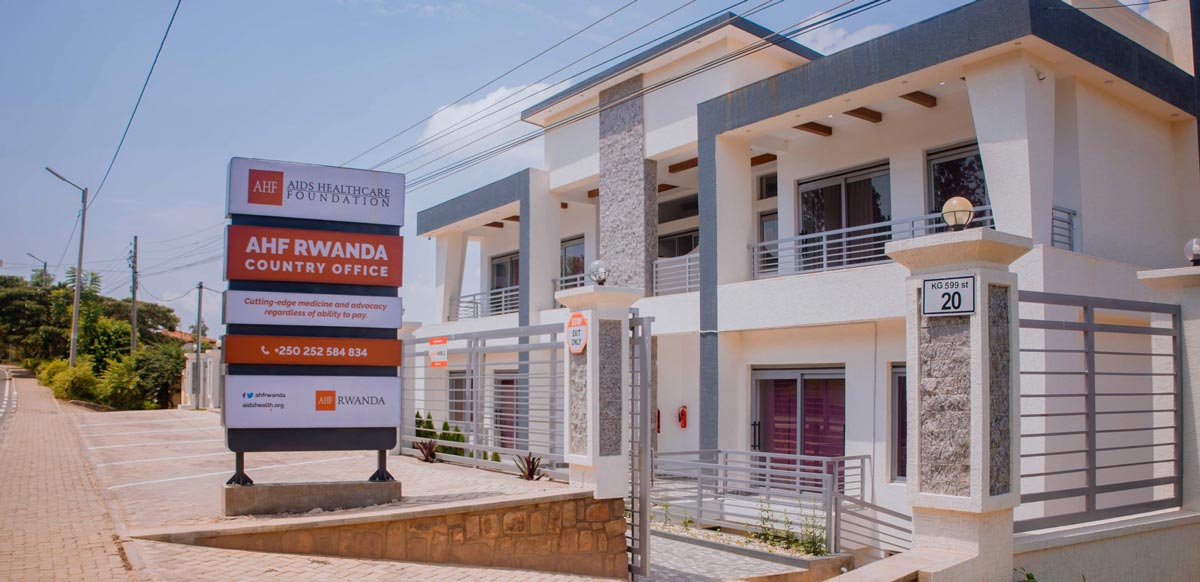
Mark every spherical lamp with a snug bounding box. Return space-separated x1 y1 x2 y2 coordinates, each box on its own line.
587 259 609 286
941 196 975 231
1186 238 1200 267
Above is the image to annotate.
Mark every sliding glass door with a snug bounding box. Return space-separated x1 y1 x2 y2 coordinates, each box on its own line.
798 165 891 270
752 369 846 458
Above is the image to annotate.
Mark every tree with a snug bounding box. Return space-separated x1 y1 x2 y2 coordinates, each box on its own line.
134 343 186 409
63 267 102 294
29 269 53 289
81 316 131 374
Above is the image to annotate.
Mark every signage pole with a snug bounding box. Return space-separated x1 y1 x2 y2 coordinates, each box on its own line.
130 235 138 354
193 282 203 407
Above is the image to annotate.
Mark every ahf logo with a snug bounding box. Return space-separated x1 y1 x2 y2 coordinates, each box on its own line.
315 390 336 411
247 169 284 206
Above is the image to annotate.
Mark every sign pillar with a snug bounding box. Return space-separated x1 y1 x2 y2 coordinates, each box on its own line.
886 228 1032 581
555 284 642 499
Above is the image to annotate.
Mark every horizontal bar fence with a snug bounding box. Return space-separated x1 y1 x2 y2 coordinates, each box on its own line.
1015 290 1182 532
748 206 994 279
832 493 913 558
401 323 566 480
653 254 700 296
1051 205 1077 251
452 285 520 320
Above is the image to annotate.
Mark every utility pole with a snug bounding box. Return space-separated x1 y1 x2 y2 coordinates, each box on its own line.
45 167 88 368
193 282 204 408
129 236 138 354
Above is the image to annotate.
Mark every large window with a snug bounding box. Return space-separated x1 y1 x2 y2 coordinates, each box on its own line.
490 252 519 290
892 365 907 481
928 142 988 212
758 173 778 200
658 193 699 223
561 237 585 278
799 164 891 235
658 229 699 259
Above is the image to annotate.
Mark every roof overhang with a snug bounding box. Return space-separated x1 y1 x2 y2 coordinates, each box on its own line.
416 169 531 237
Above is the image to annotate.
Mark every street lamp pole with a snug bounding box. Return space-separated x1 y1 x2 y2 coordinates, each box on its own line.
25 253 48 288
46 167 88 368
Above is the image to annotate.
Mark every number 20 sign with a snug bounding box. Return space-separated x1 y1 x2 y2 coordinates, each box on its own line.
922 275 976 316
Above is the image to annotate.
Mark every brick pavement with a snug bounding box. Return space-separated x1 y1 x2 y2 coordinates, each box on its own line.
0 367 132 582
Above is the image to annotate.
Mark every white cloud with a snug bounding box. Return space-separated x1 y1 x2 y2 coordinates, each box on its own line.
339 0 467 18
800 22 895 54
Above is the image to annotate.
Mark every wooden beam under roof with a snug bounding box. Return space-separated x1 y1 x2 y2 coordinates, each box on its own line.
657 184 677 193
561 202 569 209
587 188 599 198
668 158 699 173
899 91 937 108
794 122 833 137
750 153 777 167
503 215 520 222
843 107 883 123
484 222 504 228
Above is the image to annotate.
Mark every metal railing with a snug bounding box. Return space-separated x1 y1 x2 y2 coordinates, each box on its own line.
749 207 994 279
554 273 586 292
651 450 870 550
832 493 913 558
1051 206 1077 251
453 286 520 320
653 254 700 296
1016 290 1182 532
401 323 566 479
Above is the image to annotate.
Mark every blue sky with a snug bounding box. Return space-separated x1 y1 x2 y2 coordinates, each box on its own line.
0 0 979 332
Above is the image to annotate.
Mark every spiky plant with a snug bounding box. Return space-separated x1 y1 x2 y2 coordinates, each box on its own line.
415 439 438 463
513 452 546 480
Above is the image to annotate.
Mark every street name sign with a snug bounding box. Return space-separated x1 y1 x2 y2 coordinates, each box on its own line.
224 335 403 367
227 157 405 226
922 275 976 316
223 290 402 328
226 375 402 429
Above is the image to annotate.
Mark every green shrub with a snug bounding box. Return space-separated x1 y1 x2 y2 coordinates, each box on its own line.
50 364 99 401
98 355 149 410
133 344 184 409
37 359 69 386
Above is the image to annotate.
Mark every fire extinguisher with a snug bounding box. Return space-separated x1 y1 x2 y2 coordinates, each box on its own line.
677 405 688 429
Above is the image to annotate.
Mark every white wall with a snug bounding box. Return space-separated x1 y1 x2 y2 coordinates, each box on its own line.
546 104 599 191
655 333 701 452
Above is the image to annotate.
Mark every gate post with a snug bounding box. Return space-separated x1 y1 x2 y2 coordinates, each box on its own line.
886 228 1031 581
555 284 643 499
1137 265 1200 510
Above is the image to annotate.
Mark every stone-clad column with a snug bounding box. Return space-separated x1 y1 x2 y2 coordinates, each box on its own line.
598 75 658 294
555 285 642 499
886 228 1032 582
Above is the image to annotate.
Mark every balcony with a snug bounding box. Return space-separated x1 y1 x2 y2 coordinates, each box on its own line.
653 254 700 296
452 286 519 320
749 207 995 279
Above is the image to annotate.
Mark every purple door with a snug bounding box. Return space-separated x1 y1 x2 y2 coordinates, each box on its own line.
755 374 845 458
801 378 845 457
757 379 798 455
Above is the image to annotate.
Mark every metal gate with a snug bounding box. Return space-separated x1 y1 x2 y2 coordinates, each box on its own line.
401 323 567 479
627 312 653 579
1016 290 1182 532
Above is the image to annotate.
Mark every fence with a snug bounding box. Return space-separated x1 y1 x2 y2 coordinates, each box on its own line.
1015 290 1182 532
401 323 566 479
749 207 995 278
832 493 913 558
653 254 700 296
627 314 653 578
452 286 520 320
1051 206 1077 251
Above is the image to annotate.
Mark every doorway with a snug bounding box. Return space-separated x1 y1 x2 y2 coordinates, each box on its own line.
752 369 846 458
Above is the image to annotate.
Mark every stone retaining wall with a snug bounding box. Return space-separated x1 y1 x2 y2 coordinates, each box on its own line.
194 493 628 578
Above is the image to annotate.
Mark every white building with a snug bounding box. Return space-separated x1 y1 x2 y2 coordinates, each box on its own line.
411 0 1200 541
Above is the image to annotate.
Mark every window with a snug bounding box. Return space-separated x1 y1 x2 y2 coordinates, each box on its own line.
658 229 699 259
490 252 519 290
759 211 778 243
799 164 891 235
758 173 778 200
449 371 472 424
658 193 699 223
561 237 585 278
892 365 907 481
928 143 988 212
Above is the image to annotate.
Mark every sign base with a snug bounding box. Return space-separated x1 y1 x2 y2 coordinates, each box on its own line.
223 480 404 516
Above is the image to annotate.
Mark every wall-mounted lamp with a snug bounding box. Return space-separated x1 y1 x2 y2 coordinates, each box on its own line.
941 196 975 232
588 260 609 286
1186 238 1200 266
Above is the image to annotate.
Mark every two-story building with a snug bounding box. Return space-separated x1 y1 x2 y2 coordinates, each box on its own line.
412 0 1200 523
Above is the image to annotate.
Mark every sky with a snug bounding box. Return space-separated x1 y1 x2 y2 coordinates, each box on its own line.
0 0 988 334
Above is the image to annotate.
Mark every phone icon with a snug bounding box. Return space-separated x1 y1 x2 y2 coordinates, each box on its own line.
260 345 270 356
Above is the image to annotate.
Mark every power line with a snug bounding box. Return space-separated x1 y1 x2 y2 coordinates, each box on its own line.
51 213 81 277
341 0 643 167
141 221 223 244
1048 0 1168 8
88 0 182 209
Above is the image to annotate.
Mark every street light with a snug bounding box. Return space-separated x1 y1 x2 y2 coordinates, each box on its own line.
941 196 975 232
587 260 609 286
45 166 88 368
1186 238 1200 267
25 253 48 288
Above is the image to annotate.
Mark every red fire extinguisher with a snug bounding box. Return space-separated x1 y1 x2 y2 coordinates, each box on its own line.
678 405 688 429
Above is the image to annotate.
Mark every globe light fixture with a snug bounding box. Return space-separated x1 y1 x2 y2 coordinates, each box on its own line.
1186 237 1200 266
587 259 609 286
941 196 975 231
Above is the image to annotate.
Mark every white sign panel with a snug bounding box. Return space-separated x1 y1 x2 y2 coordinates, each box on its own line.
224 290 402 328
225 375 401 429
922 275 976 316
566 312 588 355
227 157 405 226
428 337 448 368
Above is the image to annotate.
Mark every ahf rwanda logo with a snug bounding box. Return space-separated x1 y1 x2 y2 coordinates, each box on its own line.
315 390 336 411
248 169 284 206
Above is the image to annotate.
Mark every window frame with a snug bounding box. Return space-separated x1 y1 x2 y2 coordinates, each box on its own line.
757 172 778 200
488 251 520 291
797 162 890 235
560 236 585 278
891 364 908 482
658 228 700 259
925 141 987 214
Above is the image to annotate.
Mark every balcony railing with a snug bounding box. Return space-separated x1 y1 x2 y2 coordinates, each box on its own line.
554 273 586 292
452 286 519 320
749 206 994 279
653 254 700 296
1051 205 1076 251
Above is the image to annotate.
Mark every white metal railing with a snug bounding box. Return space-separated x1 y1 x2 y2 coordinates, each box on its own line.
749 206 994 279
554 273 586 293
652 450 871 549
653 254 700 296
453 286 520 320
1051 205 1077 251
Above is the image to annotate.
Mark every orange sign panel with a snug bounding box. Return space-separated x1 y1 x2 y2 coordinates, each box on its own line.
225 335 403 367
226 225 403 286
